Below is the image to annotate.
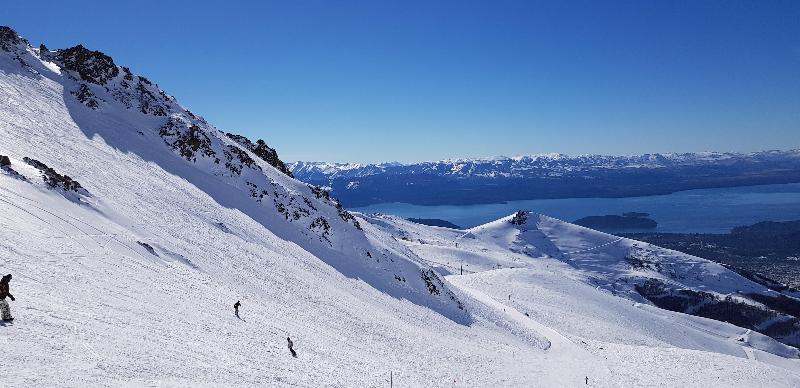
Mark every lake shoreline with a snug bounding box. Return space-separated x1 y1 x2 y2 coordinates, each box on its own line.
349 181 800 207
352 183 800 234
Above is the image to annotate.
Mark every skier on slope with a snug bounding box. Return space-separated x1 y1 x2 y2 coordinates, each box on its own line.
287 336 297 358
234 300 241 318
0 274 15 322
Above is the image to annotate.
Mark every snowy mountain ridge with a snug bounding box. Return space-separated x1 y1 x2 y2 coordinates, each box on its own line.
2 26 800 387
291 149 800 180
290 148 800 207
0 25 465 319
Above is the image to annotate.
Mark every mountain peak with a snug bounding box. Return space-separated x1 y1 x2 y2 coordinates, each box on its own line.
56 44 119 85
0 26 23 49
0 24 466 325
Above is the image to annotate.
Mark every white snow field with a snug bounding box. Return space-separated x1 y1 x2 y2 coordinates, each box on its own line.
1 26 799 387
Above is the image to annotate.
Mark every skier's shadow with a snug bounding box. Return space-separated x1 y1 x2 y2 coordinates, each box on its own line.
236 315 246 322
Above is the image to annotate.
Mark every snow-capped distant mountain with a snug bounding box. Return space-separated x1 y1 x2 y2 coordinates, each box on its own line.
292 151 800 180
290 150 800 206
2 26 799 387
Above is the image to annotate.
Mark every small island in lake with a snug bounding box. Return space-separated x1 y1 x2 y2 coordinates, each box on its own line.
622 211 650 218
408 218 463 229
574 212 657 230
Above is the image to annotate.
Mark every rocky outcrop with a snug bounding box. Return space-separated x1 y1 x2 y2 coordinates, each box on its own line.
421 269 463 310
22 157 84 192
111 68 170 116
509 211 528 225
0 26 33 70
159 117 217 163
133 79 168 116
0 154 24 180
0 26 22 51
73 84 100 109
225 133 293 177
223 145 257 176
309 217 331 242
335 201 361 230
56 45 119 85
310 185 331 200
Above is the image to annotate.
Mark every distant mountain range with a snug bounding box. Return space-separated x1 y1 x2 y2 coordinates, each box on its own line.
290 150 800 206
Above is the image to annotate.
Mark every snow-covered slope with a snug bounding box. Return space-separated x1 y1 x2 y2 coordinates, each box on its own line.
363 213 800 383
0 26 463 322
2 26 800 387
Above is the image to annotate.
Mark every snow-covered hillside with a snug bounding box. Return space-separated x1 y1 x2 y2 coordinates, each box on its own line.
0 26 464 321
391 213 800 346
2 26 800 387
364 213 800 381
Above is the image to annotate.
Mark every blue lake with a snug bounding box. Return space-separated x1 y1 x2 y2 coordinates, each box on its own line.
351 183 800 233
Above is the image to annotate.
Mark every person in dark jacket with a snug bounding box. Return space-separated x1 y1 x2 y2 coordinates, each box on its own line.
0 274 14 321
233 300 241 317
287 336 297 358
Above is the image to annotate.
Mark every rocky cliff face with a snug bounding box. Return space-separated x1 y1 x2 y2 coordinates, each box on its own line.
226 132 293 177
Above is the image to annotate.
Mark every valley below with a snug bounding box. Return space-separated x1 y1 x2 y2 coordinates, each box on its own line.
625 220 800 289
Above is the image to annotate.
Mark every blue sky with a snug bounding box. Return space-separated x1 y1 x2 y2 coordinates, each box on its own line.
3 1 799 163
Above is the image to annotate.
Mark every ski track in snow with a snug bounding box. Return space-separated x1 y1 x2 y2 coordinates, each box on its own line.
449 279 614 386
